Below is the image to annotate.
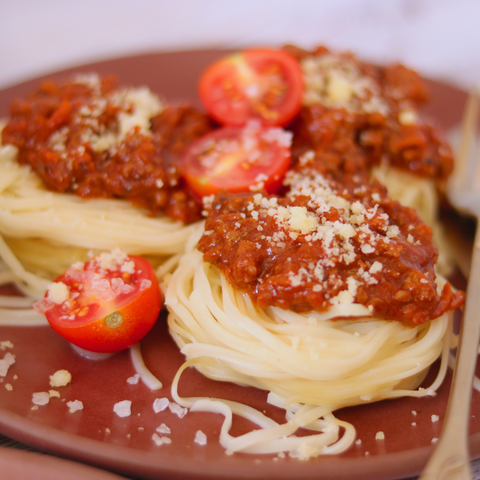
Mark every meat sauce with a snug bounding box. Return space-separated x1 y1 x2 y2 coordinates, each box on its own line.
1 74 213 223
199 156 464 325
284 45 454 181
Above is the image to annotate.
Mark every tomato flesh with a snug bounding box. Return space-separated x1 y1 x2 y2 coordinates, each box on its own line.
199 48 304 127
181 121 292 199
33 250 162 353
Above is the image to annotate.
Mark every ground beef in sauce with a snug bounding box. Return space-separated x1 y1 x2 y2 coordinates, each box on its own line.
1 74 214 224
199 154 464 325
283 44 454 181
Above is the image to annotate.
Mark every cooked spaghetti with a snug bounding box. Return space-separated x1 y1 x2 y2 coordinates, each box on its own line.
166 248 454 457
165 151 462 457
0 134 202 300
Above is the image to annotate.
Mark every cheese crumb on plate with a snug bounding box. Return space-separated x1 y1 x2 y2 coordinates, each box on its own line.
113 400 132 417
50 369 72 387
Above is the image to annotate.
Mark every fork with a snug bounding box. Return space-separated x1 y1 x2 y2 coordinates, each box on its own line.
418 89 480 480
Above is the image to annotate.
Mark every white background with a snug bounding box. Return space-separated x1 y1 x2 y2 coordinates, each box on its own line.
1 0 480 92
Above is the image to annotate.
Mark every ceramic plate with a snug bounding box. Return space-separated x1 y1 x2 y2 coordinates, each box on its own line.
0 49 475 480
0 447 127 480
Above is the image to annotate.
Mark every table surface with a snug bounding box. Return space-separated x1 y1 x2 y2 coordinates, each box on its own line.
2 1 480 479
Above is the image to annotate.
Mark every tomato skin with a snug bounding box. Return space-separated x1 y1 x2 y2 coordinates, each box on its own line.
199 48 304 127
35 253 162 354
180 121 292 199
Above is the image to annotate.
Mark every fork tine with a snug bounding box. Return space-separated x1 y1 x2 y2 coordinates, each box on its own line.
455 86 479 190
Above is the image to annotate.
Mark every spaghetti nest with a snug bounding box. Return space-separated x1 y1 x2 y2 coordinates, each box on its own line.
0 139 202 300
166 249 454 458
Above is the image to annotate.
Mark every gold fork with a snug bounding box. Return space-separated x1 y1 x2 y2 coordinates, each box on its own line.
418 89 480 480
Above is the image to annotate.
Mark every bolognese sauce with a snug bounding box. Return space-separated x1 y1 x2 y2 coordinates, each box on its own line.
1 74 213 223
284 45 454 181
199 152 464 325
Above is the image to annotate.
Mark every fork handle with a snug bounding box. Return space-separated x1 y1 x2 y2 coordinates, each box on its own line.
418 230 480 480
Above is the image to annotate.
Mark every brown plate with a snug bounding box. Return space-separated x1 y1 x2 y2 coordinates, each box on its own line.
0 49 475 480
0 448 127 480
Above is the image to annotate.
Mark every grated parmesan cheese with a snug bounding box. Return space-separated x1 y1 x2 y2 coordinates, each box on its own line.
50 369 72 387
67 400 84 413
398 109 418 125
46 282 70 304
53 76 164 154
360 244 375 254
0 341 14 350
169 402 188 418
32 392 50 406
153 397 169 413
113 400 132 417
121 261 135 274
194 430 207 445
97 248 129 271
290 442 321 460
126 374 141 385
152 434 172 446
156 423 171 434
0 352 15 377
301 52 389 116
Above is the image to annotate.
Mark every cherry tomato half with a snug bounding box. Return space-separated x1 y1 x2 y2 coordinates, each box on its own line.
199 48 304 127
180 121 292 199
33 250 162 353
